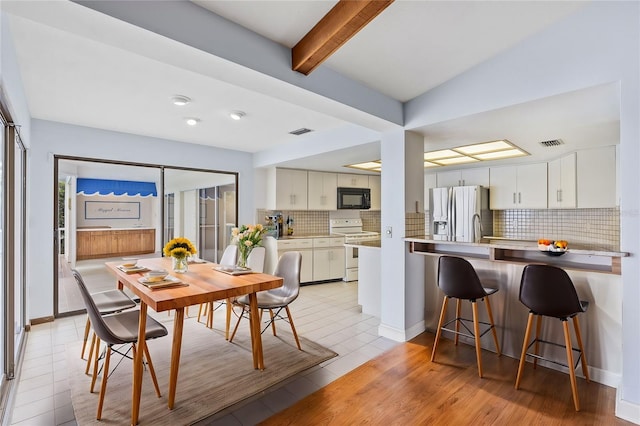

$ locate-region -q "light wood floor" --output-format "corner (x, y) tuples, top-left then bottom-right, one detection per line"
(262, 332), (631, 425)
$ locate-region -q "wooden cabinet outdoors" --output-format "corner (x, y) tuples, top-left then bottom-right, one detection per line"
(77, 228), (155, 260)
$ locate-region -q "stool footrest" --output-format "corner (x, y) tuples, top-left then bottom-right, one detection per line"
(441, 317), (495, 341)
(525, 338), (584, 371)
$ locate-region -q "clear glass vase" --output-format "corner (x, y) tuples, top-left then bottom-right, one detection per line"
(172, 256), (188, 273)
(237, 246), (252, 269)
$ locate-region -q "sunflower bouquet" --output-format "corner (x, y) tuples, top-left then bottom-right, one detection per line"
(163, 237), (197, 259)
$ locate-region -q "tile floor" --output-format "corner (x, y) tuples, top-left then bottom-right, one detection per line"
(8, 279), (399, 425)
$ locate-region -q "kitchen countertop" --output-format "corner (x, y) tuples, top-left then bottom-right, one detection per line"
(274, 234), (344, 240)
(404, 235), (628, 257)
(344, 239), (381, 248)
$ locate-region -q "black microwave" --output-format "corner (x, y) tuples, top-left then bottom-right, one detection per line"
(337, 187), (371, 210)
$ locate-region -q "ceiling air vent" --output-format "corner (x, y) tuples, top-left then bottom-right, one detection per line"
(539, 139), (564, 147)
(289, 128), (313, 136)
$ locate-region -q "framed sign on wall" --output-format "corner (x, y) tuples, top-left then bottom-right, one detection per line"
(85, 201), (141, 220)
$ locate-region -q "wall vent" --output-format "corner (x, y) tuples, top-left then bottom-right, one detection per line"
(289, 128), (313, 136)
(539, 139), (564, 147)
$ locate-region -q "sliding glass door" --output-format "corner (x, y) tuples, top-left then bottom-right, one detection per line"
(1, 107), (27, 414)
(55, 159), (237, 316)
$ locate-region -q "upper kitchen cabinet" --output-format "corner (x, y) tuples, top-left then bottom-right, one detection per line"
(577, 145), (618, 208)
(337, 173), (369, 188)
(266, 168), (308, 210)
(548, 152), (576, 208)
(368, 175), (381, 210)
(308, 171), (337, 211)
(436, 167), (489, 187)
(490, 163), (547, 209)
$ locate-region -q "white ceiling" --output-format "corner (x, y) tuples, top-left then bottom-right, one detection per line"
(2, 0), (619, 178)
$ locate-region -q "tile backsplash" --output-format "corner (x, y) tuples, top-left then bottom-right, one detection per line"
(424, 207), (620, 251)
(493, 208), (620, 251)
(256, 209), (381, 235)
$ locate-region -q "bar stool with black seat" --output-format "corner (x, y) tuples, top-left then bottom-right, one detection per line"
(515, 264), (590, 411)
(430, 255), (501, 378)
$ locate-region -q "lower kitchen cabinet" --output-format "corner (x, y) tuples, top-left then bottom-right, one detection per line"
(312, 237), (345, 281)
(277, 238), (313, 283)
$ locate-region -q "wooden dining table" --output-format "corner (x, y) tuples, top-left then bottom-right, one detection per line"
(105, 257), (283, 425)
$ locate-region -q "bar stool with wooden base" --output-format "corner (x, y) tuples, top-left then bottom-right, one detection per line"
(430, 256), (501, 378)
(515, 264), (589, 411)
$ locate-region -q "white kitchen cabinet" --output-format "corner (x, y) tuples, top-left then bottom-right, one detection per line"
(308, 171), (337, 210)
(312, 237), (345, 281)
(490, 163), (547, 209)
(337, 173), (369, 188)
(577, 145), (618, 208)
(368, 175), (381, 210)
(277, 238), (313, 283)
(436, 167), (489, 187)
(548, 153), (576, 208)
(271, 168), (308, 210)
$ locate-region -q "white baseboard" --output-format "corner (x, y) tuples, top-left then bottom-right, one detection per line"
(378, 320), (425, 342)
(616, 388), (640, 425)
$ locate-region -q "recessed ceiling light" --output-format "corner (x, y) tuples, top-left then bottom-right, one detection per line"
(171, 95), (191, 106)
(185, 117), (200, 126)
(423, 149), (462, 161)
(229, 111), (245, 120)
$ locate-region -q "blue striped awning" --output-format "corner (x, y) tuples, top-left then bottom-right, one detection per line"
(77, 178), (157, 197)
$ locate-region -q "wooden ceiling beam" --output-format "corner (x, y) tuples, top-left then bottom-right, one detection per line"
(292, 0), (394, 75)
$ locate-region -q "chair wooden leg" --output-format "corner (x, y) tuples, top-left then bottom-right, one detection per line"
(96, 345), (111, 420)
(142, 343), (162, 397)
(533, 315), (542, 369)
(269, 309), (277, 336)
(515, 312), (534, 389)
(229, 306), (244, 342)
(563, 320), (580, 411)
(197, 303), (205, 323)
(471, 301), (483, 378)
(81, 318), (91, 359)
(430, 296), (449, 362)
(207, 302), (214, 329)
(572, 316), (590, 382)
(484, 296), (501, 356)
(454, 299), (461, 345)
(285, 306), (302, 350)
(225, 299), (232, 339)
(85, 333), (96, 375)
(90, 336), (101, 393)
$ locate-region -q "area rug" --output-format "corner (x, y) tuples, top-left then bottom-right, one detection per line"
(66, 315), (337, 425)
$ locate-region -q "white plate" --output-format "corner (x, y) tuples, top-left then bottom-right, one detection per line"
(213, 266), (253, 276)
(118, 265), (150, 273)
(137, 275), (183, 288)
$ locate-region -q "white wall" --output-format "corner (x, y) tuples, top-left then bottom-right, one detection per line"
(404, 2), (640, 419)
(28, 119), (255, 319)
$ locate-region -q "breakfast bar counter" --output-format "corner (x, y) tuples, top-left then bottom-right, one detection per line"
(405, 236), (628, 275)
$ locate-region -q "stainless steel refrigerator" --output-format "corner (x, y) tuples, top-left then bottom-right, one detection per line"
(429, 185), (492, 242)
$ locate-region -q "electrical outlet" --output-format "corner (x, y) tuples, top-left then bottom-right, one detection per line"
(385, 226), (392, 238)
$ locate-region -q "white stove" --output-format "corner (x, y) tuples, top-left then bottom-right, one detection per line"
(330, 219), (380, 281)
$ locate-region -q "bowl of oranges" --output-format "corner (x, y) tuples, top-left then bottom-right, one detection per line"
(538, 239), (568, 256)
